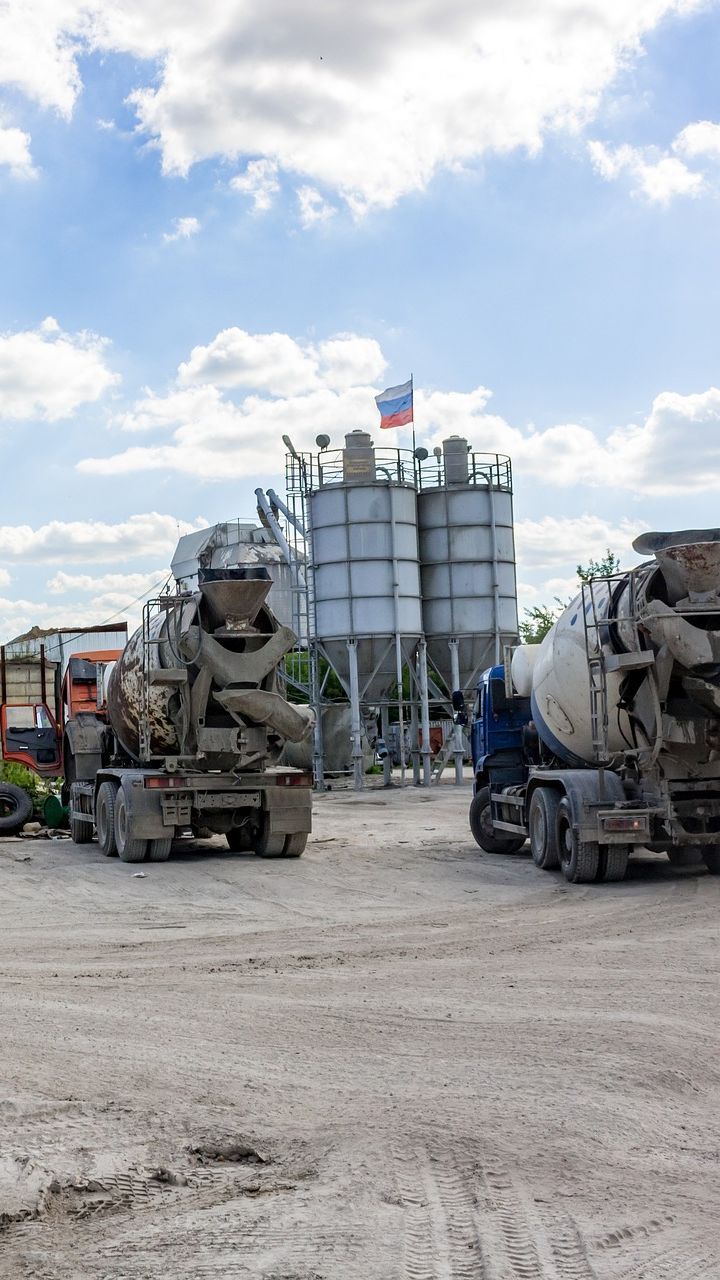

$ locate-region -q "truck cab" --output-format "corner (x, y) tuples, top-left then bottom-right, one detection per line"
(471, 665), (532, 794)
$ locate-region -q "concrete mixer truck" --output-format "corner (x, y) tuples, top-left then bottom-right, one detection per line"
(64, 565), (314, 862)
(462, 529), (720, 883)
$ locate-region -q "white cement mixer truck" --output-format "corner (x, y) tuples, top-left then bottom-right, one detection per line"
(64, 565), (314, 862)
(463, 529), (720, 882)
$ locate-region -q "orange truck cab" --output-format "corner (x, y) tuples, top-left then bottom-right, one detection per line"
(0, 648), (122, 780)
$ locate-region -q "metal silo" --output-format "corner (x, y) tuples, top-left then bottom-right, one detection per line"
(306, 431), (422, 786)
(309, 431), (422, 697)
(417, 437), (518, 696)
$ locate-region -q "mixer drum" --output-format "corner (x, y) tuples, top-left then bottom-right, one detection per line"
(107, 570), (308, 766)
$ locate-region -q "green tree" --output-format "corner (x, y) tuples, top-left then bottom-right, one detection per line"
(519, 549), (621, 645)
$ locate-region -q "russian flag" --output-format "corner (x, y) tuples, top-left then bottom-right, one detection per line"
(375, 378), (413, 430)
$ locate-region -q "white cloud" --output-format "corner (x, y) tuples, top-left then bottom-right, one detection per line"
(0, 568), (10, 588)
(588, 139), (704, 204)
(75, 322), (720, 497)
(177, 327), (385, 395)
(163, 215), (200, 243)
(178, 329), (319, 395)
(0, 513), (207, 564)
(297, 186), (336, 228)
(47, 568), (168, 596)
(0, 318), (119, 421)
(515, 516), (646, 570)
(0, 1), (707, 210)
(0, 124), (36, 178)
(230, 158), (280, 212)
(673, 119), (720, 160)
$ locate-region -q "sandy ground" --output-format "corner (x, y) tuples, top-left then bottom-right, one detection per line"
(1, 780), (719, 1279)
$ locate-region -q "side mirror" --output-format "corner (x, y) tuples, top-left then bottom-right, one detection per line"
(451, 690), (465, 712)
(454, 710), (468, 727)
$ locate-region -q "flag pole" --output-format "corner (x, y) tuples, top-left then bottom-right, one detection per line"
(410, 372), (416, 460)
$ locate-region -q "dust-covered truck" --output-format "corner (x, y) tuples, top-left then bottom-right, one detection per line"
(462, 528), (720, 882)
(66, 565), (314, 862)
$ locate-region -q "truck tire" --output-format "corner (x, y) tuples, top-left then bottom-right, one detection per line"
(95, 782), (118, 857)
(557, 796), (599, 883)
(282, 832), (307, 857)
(69, 783), (94, 844)
(598, 844), (629, 882)
(469, 786), (526, 855)
(114, 786), (147, 863)
(528, 787), (561, 870)
(0, 782), (33, 834)
(702, 847), (720, 875)
(148, 838), (172, 861)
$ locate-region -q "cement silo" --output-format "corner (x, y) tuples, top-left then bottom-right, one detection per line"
(308, 431), (423, 785)
(417, 438), (518, 696)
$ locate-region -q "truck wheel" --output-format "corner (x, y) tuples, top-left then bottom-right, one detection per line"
(283, 832), (307, 857)
(0, 782), (33, 834)
(95, 782), (118, 857)
(254, 813), (291, 857)
(69, 782), (93, 845)
(557, 797), (599, 883)
(469, 786), (525, 855)
(528, 788), (561, 870)
(702, 847), (720, 875)
(148, 838), (172, 861)
(598, 844), (629, 882)
(114, 786), (147, 863)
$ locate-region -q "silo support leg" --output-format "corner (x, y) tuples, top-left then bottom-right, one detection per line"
(418, 640), (432, 787)
(410, 701), (421, 785)
(380, 704), (393, 787)
(347, 639), (364, 791)
(448, 638), (465, 785)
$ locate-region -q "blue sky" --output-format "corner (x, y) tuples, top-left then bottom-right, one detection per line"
(0, 0), (719, 638)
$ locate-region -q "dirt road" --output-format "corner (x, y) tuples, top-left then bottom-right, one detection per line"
(1, 782), (719, 1278)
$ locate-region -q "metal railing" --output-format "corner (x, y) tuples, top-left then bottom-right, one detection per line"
(284, 447), (512, 494)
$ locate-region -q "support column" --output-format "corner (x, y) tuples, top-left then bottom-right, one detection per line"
(410, 698), (421, 785)
(448, 637), (464, 785)
(380, 703), (393, 787)
(347, 638), (364, 791)
(418, 638), (432, 787)
(310, 643), (325, 792)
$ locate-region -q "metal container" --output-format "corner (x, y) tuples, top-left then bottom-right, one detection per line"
(417, 441), (518, 693)
(309, 435), (422, 701)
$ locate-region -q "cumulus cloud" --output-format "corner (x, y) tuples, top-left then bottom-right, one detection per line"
(76, 321), (720, 498)
(0, 317), (119, 421)
(230, 158), (280, 212)
(0, 513), (207, 564)
(674, 119), (720, 160)
(0, 124), (36, 177)
(47, 568), (168, 596)
(0, 1), (706, 210)
(588, 139), (704, 204)
(163, 215), (200, 243)
(297, 186), (336, 228)
(515, 516), (647, 570)
(177, 327), (386, 395)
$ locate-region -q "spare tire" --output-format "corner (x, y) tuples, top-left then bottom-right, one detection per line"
(0, 782), (33, 833)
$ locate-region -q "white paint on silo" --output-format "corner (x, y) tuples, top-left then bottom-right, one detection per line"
(417, 440), (518, 693)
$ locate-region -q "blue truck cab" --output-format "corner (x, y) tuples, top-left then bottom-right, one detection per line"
(466, 664), (532, 854)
